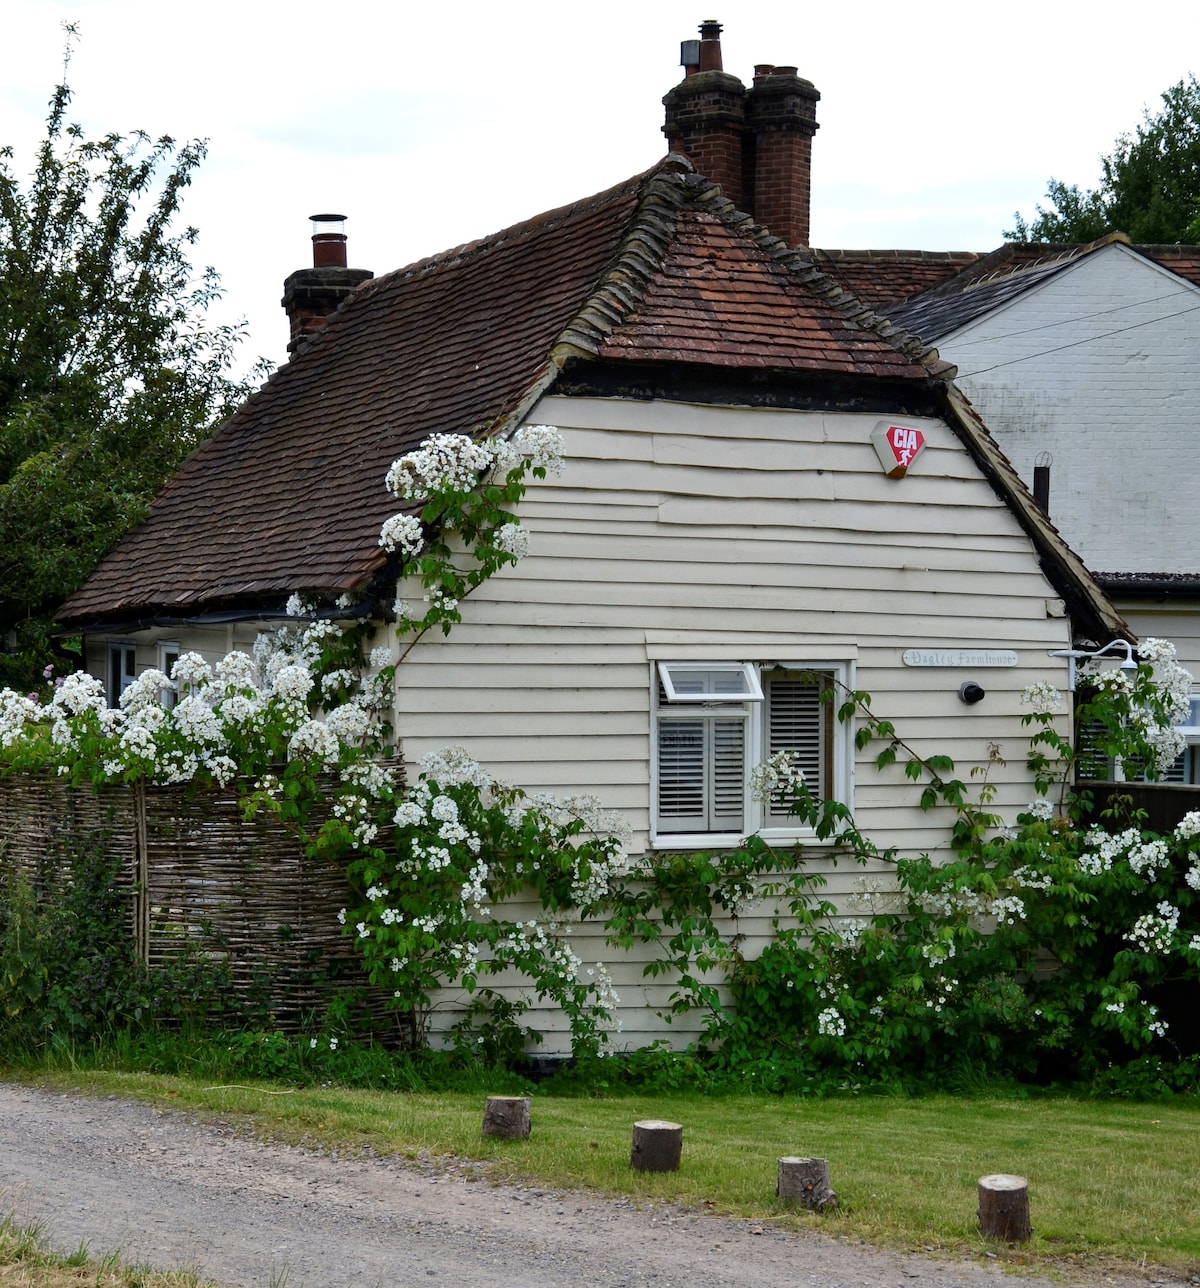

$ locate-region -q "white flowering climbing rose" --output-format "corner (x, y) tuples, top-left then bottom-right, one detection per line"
(375, 424), (564, 641)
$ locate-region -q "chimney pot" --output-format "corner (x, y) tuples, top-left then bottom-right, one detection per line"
(310, 212), (348, 269)
(680, 39), (701, 75)
(698, 18), (723, 72)
(282, 214), (372, 355)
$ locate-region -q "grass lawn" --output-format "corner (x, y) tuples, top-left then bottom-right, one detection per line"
(17, 1069), (1200, 1278)
(0, 1211), (221, 1287)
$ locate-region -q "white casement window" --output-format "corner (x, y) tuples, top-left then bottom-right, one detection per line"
(106, 641), (137, 708)
(1162, 693), (1200, 784)
(158, 642), (180, 708)
(651, 661), (851, 847)
(1078, 692), (1200, 784)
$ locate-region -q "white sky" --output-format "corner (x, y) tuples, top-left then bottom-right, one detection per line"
(6, 0), (1200, 373)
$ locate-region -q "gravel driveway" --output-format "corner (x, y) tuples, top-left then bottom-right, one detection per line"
(0, 1083), (1185, 1288)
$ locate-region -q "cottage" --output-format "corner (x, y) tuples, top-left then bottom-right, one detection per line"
(57, 23), (1125, 1048)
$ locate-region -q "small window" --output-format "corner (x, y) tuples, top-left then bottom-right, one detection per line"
(107, 641), (137, 708)
(652, 661), (847, 846)
(1162, 694), (1200, 784)
(1078, 691), (1200, 784)
(657, 662), (763, 703)
(158, 642), (180, 708)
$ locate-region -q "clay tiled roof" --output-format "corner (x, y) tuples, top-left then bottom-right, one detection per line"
(60, 159), (956, 630)
(58, 174), (644, 626)
(1139, 246), (1200, 288)
(808, 249), (981, 309)
(595, 211), (934, 378)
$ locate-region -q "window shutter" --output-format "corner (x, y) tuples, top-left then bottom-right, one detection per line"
(712, 717), (746, 827)
(657, 712), (747, 834)
(1074, 715), (1107, 781)
(765, 673), (828, 821)
(658, 718), (707, 830)
(1163, 752), (1188, 785)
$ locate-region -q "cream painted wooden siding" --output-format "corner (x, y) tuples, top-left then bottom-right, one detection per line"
(1114, 601), (1200, 682)
(390, 393), (1078, 1052)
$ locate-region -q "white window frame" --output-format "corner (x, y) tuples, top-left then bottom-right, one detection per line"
(106, 640), (137, 708)
(1079, 691), (1200, 784)
(157, 641), (180, 708)
(650, 659), (854, 849)
(1160, 693), (1200, 784)
(658, 661), (763, 703)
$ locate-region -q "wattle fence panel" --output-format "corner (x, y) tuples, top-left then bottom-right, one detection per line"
(0, 770), (404, 1038)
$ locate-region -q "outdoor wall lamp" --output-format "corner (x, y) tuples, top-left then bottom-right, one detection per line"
(1047, 639), (1137, 692)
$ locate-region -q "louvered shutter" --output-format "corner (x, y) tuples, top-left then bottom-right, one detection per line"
(1163, 752), (1188, 784)
(658, 718), (707, 830)
(711, 718), (746, 829)
(1074, 715), (1112, 781)
(764, 673), (828, 824)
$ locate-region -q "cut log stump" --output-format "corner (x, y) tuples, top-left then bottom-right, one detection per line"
(978, 1173), (1031, 1242)
(777, 1156), (838, 1211)
(482, 1095), (531, 1140)
(630, 1119), (683, 1172)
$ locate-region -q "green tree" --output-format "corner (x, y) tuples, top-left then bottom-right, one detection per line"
(1008, 74), (1200, 244)
(0, 36), (260, 687)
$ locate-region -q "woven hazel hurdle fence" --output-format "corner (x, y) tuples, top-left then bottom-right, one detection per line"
(0, 767), (406, 1038)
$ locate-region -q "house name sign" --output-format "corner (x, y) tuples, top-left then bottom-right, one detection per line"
(902, 649), (1018, 668)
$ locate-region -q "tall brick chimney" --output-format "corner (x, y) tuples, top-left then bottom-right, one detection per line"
(663, 22), (820, 247)
(282, 214), (373, 354)
(746, 64), (820, 248)
(661, 21), (748, 211)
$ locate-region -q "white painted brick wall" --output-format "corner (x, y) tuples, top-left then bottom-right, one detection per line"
(940, 244), (1200, 576)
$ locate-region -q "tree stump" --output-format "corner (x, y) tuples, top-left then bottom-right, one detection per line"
(777, 1156), (838, 1211)
(482, 1095), (531, 1140)
(630, 1120), (683, 1172)
(978, 1173), (1031, 1242)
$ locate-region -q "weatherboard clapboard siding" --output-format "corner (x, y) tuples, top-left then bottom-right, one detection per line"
(387, 393), (1075, 1049)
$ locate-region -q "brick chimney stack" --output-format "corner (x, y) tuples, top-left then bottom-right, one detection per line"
(662, 21), (748, 210)
(662, 22), (820, 247)
(282, 214), (373, 354)
(746, 64), (820, 248)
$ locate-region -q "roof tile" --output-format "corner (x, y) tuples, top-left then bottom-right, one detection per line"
(57, 162), (963, 628)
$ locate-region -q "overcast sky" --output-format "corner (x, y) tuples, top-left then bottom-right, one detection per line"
(6, 0), (1200, 373)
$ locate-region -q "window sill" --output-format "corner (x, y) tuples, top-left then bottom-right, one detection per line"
(650, 826), (834, 851)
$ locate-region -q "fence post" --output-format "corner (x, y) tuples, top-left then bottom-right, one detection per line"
(133, 779), (150, 965)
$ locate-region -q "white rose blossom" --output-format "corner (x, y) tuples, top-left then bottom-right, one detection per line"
(215, 652), (258, 693)
(1021, 680), (1062, 715)
(749, 749), (805, 804)
(272, 664), (314, 703)
(492, 522), (529, 560)
(171, 652), (213, 690)
(512, 424), (565, 475)
(385, 433), (495, 501)
(379, 512), (425, 556)
(289, 720), (341, 763)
